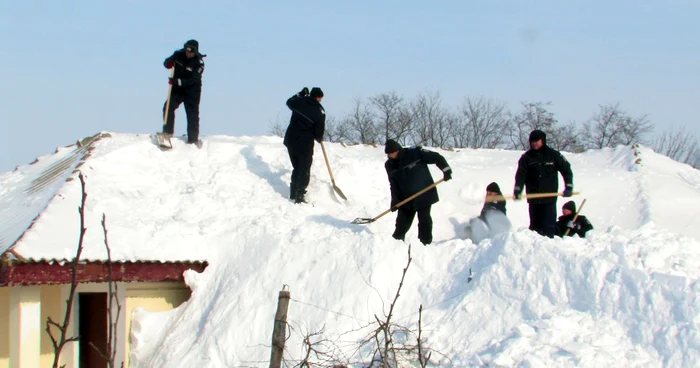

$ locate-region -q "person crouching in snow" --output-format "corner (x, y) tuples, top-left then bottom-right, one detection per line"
(385, 139), (452, 245)
(464, 182), (511, 243)
(556, 200), (593, 237)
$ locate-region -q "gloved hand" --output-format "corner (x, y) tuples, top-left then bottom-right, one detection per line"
(563, 185), (573, 197)
(165, 60), (174, 69)
(299, 87), (309, 97)
(513, 186), (522, 200)
(443, 170), (452, 182)
(566, 221), (579, 229)
(169, 77), (180, 86)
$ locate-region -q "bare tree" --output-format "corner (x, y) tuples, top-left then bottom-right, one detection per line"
(323, 116), (351, 143)
(411, 91), (450, 147)
(508, 101), (558, 150)
(653, 126), (700, 168)
(454, 97), (510, 149)
(89, 214), (123, 368)
(618, 114), (653, 146)
(46, 173), (87, 368)
(582, 103), (653, 149)
(346, 98), (377, 144)
(549, 122), (584, 152)
(394, 104), (419, 146)
(416, 305), (431, 368)
(369, 92), (402, 143)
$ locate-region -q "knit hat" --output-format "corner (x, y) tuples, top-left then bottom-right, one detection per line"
(310, 87), (324, 98)
(562, 200), (576, 213)
(384, 139), (402, 154)
(184, 39), (199, 53)
(529, 129), (546, 143)
(486, 182), (501, 194)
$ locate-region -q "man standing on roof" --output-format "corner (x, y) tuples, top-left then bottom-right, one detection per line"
(384, 139), (452, 245)
(163, 39), (206, 145)
(513, 129), (574, 237)
(284, 87), (326, 204)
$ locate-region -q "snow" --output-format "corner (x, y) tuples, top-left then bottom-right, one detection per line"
(1, 133), (699, 366)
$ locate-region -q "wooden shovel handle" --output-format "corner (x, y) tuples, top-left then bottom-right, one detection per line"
(371, 179), (445, 222)
(485, 191), (580, 202)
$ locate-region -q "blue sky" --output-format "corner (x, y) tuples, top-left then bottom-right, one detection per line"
(1, 1), (698, 172)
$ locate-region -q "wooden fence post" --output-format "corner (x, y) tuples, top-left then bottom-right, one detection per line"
(269, 285), (291, 368)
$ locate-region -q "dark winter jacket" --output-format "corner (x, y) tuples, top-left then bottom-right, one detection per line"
(514, 142), (573, 204)
(385, 147), (451, 210)
(556, 214), (593, 237)
(284, 94), (326, 153)
(164, 50), (205, 91)
(479, 199), (507, 220)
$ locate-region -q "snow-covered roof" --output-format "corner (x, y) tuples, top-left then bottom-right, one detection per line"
(3, 132), (700, 365)
(0, 133), (104, 258)
(1, 133), (699, 263)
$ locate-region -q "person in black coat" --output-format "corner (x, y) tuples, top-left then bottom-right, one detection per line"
(513, 130), (574, 237)
(385, 139), (452, 245)
(464, 182), (511, 244)
(163, 39), (206, 145)
(480, 182), (507, 221)
(284, 87), (326, 203)
(556, 200), (593, 237)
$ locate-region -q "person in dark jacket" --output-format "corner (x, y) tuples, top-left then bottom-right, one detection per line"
(163, 39), (206, 145)
(385, 139), (452, 245)
(464, 182), (510, 244)
(556, 200), (593, 237)
(480, 182), (507, 220)
(284, 87), (326, 203)
(513, 130), (574, 237)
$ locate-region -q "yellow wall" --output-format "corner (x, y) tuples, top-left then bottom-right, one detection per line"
(39, 285), (67, 368)
(0, 281), (189, 368)
(124, 282), (191, 368)
(0, 287), (9, 368)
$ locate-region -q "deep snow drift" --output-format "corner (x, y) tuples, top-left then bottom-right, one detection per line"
(2, 133), (699, 367)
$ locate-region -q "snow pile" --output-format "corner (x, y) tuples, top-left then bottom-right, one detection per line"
(2, 133), (699, 366)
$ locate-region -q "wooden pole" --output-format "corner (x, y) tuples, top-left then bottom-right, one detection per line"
(269, 286), (290, 368)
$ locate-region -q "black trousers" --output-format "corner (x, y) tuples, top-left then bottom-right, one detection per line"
(287, 148), (313, 198)
(528, 202), (557, 238)
(392, 205), (433, 245)
(163, 89), (201, 143)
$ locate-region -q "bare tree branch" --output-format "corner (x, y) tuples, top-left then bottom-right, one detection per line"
(508, 101), (558, 150)
(582, 103), (653, 149)
(653, 126), (700, 168)
(47, 172), (87, 368)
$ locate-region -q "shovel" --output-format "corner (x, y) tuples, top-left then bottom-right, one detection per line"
(484, 191), (580, 202)
(320, 141), (348, 201)
(156, 67), (176, 149)
(564, 198), (587, 236)
(352, 179), (445, 224)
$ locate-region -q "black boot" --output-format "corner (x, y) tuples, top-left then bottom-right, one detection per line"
(294, 189), (307, 204)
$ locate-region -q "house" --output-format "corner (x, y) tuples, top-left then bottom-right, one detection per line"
(0, 133), (208, 368)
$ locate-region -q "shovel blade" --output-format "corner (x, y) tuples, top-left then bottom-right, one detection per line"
(333, 185), (348, 201)
(351, 217), (375, 224)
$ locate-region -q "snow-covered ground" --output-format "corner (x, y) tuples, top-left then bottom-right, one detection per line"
(2, 133), (699, 367)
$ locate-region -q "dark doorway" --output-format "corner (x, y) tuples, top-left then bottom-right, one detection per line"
(79, 293), (108, 368)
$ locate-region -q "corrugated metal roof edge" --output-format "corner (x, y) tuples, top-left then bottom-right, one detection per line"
(2, 132), (112, 259)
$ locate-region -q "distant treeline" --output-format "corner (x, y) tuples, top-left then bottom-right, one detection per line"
(270, 91), (699, 169)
